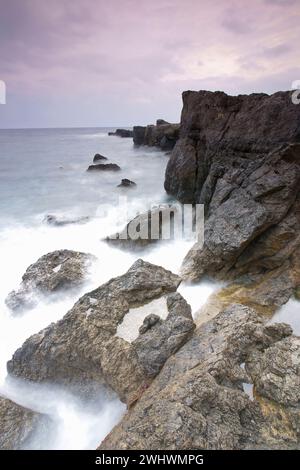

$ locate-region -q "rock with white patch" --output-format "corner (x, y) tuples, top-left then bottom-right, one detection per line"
(7, 260), (194, 404)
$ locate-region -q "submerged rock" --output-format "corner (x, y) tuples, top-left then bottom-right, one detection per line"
(5, 250), (96, 313)
(93, 153), (108, 162)
(7, 260), (193, 403)
(117, 179), (136, 188)
(0, 396), (47, 450)
(99, 304), (298, 450)
(44, 214), (90, 226)
(87, 163), (121, 172)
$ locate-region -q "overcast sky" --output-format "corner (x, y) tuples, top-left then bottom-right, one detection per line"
(0, 0), (299, 128)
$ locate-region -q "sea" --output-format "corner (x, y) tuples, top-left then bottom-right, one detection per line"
(0, 127), (297, 449)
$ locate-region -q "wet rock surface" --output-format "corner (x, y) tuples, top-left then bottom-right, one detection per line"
(7, 260), (192, 403)
(5, 250), (96, 313)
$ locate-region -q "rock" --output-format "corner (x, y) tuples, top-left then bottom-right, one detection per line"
(105, 204), (181, 250)
(133, 126), (146, 146)
(164, 90), (300, 289)
(5, 250), (96, 313)
(0, 396), (47, 449)
(7, 260), (192, 404)
(108, 129), (133, 138)
(99, 304), (296, 450)
(93, 153), (108, 162)
(246, 335), (300, 448)
(44, 214), (90, 226)
(117, 179), (136, 188)
(156, 119), (170, 126)
(87, 163), (121, 172)
(133, 122), (179, 150)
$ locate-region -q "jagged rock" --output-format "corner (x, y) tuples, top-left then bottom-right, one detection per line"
(5, 250), (96, 313)
(108, 129), (133, 138)
(0, 396), (47, 449)
(163, 91), (300, 288)
(133, 122), (179, 150)
(93, 153), (108, 162)
(7, 260), (192, 404)
(87, 163), (121, 172)
(44, 214), (90, 226)
(105, 204), (181, 250)
(117, 179), (136, 188)
(99, 304), (296, 450)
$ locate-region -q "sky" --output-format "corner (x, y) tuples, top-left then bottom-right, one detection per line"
(0, 0), (300, 128)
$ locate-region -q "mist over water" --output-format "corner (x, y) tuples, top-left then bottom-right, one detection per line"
(0, 128), (218, 449)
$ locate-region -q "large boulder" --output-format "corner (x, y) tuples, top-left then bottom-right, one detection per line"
(5, 250), (96, 313)
(7, 261), (194, 404)
(0, 396), (48, 449)
(163, 91), (300, 287)
(99, 304), (298, 450)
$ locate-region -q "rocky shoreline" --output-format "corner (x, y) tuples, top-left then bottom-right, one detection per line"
(1, 89), (300, 449)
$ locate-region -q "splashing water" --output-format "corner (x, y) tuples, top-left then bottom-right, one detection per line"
(0, 128), (220, 449)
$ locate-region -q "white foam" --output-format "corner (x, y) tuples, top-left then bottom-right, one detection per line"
(116, 296), (168, 343)
(270, 298), (300, 335)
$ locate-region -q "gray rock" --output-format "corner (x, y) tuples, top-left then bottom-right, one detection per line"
(5, 250), (96, 313)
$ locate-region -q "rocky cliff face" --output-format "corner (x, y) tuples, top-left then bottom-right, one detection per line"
(164, 91), (300, 288)
(133, 120), (180, 150)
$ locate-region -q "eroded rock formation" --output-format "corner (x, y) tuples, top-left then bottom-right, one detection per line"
(7, 261), (195, 404)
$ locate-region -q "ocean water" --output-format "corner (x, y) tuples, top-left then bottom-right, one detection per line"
(0, 127), (216, 449)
